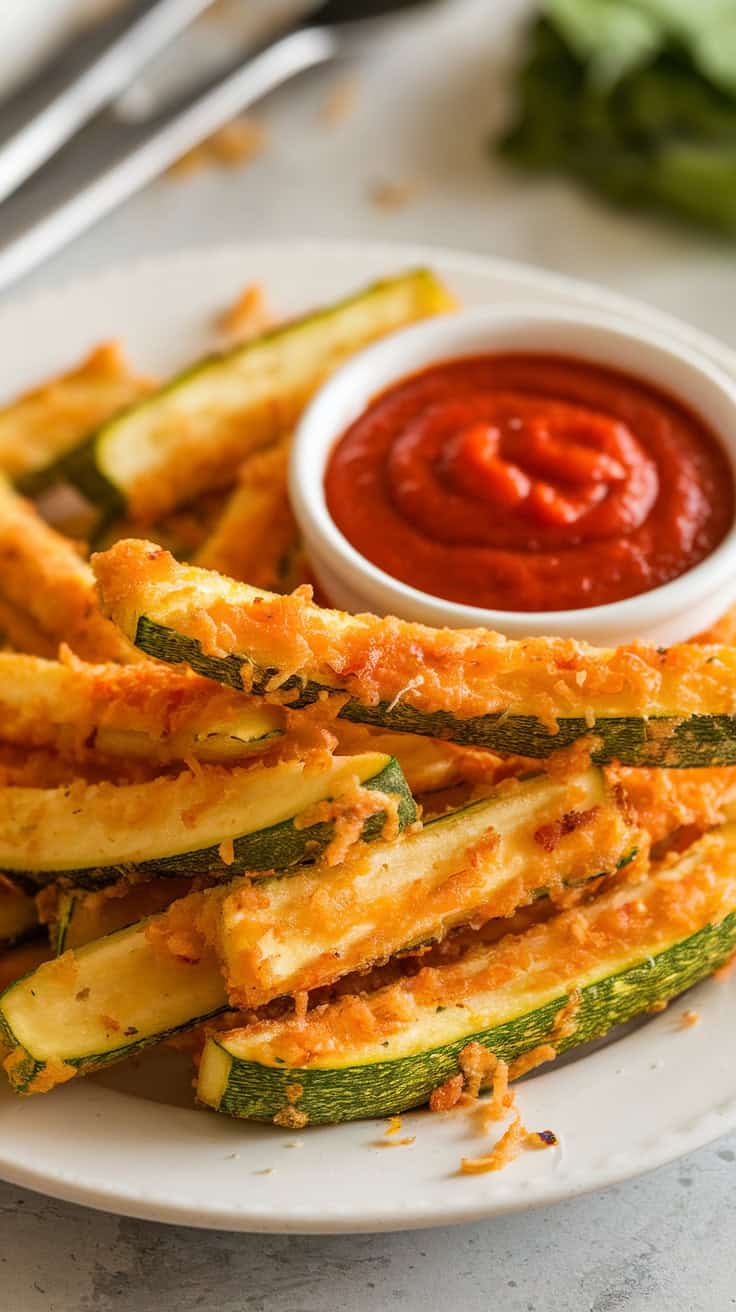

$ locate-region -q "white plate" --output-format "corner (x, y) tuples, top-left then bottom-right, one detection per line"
(1, 240), (736, 1234)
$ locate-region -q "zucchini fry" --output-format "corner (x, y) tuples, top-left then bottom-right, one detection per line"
(21, 270), (456, 522)
(1, 924), (226, 1090)
(197, 824), (736, 1124)
(0, 769), (632, 1094)
(0, 596), (57, 658)
(195, 437), (307, 592)
(179, 767), (638, 1008)
(0, 652), (283, 766)
(43, 877), (197, 955)
(0, 480), (137, 662)
(95, 539), (736, 768)
(0, 752), (414, 889)
(0, 341), (152, 482)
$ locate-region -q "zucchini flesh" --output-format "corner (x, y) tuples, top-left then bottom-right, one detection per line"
(0, 922), (227, 1090)
(94, 541), (736, 768)
(0, 887), (38, 948)
(197, 824), (736, 1124)
(22, 270), (455, 521)
(208, 768), (637, 1007)
(0, 651), (283, 765)
(0, 768), (627, 1094)
(0, 752), (415, 889)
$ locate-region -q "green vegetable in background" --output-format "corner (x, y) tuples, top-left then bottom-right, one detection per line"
(500, 0), (736, 234)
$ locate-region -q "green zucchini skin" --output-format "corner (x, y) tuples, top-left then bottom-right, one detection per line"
(1, 998), (228, 1092)
(0, 919), (230, 1092)
(202, 909), (736, 1124)
(51, 893), (75, 956)
(134, 618), (736, 768)
(19, 431), (125, 519)
(4, 756), (415, 892)
(0, 773), (626, 1094)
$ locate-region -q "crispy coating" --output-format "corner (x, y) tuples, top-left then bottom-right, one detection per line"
(0, 341), (153, 480)
(0, 481), (138, 662)
(0, 651), (283, 766)
(95, 540), (736, 722)
(218, 826), (736, 1069)
(195, 437), (308, 592)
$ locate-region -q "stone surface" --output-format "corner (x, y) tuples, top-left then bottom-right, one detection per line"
(3, 1), (736, 1306)
(2, 1135), (735, 1311)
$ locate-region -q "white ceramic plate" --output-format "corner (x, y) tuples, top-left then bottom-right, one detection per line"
(1, 240), (736, 1234)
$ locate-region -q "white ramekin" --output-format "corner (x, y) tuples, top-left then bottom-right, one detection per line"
(289, 304), (736, 646)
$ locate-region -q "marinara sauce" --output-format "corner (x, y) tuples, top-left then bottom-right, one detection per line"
(324, 354), (734, 612)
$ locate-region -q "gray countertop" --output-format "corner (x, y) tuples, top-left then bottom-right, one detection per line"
(4, 1134), (736, 1311)
(3, 1), (736, 1305)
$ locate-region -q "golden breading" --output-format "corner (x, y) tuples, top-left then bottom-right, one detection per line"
(0, 480), (138, 663)
(195, 437), (308, 592)
(0, 341), (153, 481)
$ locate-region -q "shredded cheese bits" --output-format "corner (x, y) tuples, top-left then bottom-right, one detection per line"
(429, 1073), (464, 1113)
(453, 1047), (559, 1176)
(370, 179), (423, 210)
(217, 283), (273, 343)
(273, 1105), (309, 1129)
(218, 837), (235, 867)
(168, 117), (266, 178)
(376, 1116), (415, 1147)
(321, 76), (360, 126)
(461, 1111), (526, 1175)
(273, 1081), (309, 1129)
(294, 777), (402, 867)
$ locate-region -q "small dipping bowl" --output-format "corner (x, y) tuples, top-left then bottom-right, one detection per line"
(289, 304), (736, 646)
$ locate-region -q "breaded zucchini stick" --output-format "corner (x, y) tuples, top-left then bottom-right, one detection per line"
(0, 341), (152, 481)
(0, 479), (137, 661)
(195, 437), (307, 592)
(94, 539), (736, 768)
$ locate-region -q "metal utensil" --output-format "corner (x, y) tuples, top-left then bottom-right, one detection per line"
(0, 0), (433, 296)
(0, 0), (215, 208)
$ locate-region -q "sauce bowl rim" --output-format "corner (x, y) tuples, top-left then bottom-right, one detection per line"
(289, 302), (736, 645)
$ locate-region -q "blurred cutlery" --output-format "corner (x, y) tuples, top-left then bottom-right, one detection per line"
(0, 0), (434, 295)
(0, 0), (215, 208)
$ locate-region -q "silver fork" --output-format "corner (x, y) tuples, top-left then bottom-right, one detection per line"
(0, 0), (435, 296)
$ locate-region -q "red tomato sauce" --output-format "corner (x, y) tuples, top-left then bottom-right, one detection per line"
(324, 354), (734, 612)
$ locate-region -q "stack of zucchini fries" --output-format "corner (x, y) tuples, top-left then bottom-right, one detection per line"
(1, 268), (736, 1143)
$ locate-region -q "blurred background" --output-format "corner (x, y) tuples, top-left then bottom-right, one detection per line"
(1, 0), (736, 343)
